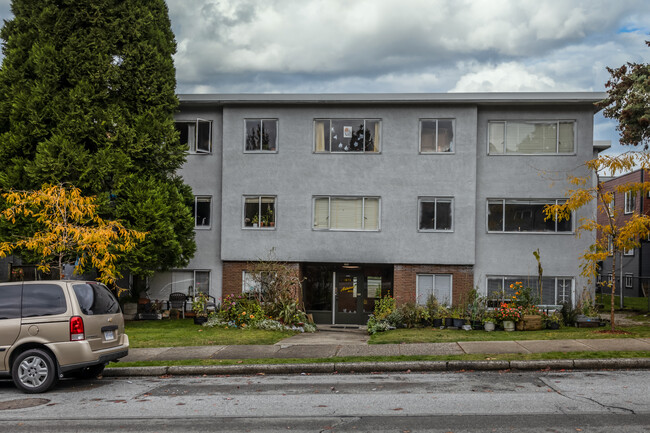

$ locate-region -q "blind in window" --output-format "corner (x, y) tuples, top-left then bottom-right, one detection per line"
(364, 198), (379, 230)
(314, 198), (329, 229)
(331, 198), (363, 229)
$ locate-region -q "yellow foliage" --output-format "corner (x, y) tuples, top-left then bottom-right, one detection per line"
(0, 184), (146, 288)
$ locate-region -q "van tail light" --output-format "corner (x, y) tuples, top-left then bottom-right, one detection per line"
(70, 316), (85, 341)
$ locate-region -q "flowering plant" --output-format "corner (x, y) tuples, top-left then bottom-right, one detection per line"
(493, 303), (523, 322)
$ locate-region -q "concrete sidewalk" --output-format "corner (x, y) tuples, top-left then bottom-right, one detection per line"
(121, 336), (650, 363)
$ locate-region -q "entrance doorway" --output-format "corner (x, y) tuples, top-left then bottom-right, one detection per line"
(303, 263), (392, 325)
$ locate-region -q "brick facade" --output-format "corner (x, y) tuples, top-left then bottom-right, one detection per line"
(222, 261), (302, 300)
(393, 264), (474, 306)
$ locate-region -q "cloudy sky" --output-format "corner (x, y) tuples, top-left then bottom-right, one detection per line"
(1, 0), (649, 153)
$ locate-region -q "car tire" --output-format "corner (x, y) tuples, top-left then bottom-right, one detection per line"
(11, 349), (59, 394)
(72, 364), (105, 380)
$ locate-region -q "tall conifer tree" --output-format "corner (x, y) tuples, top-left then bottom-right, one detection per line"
(0, 0), (196, 277)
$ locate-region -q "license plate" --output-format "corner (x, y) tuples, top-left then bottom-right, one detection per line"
(104, 330), (115, 341)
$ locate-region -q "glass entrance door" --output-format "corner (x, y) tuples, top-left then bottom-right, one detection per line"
(335, 272), (367, 324)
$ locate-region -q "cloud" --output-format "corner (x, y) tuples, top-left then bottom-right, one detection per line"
(450, 62), (559, 92)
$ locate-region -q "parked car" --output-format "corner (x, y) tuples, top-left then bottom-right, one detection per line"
(0, 280), (129, 393)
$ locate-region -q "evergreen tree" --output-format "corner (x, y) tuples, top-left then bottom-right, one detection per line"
(0, 0), (196, 276)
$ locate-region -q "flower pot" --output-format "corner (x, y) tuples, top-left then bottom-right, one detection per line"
(432, 318), (443, 328)
(546, 322), (560, 330)
(194, 316), (208, 325)
(444, 318), (454, 327)
(502, 320), (515, 332)
(484, 321), (495, 332)
(461, 324), (472, 331)
(452, 318), (464, 328)
(471, 320), (483, 330)
(517, 314), (543, 331)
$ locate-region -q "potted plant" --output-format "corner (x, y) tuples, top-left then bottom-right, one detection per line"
(575, 293), (601, 327)
(265, 209), (275, 227)
(251, 214), (259, 228)
(425, 294), (444, 328)
(543, 311), (562, 330)
(483, 312), (496, 332)
(192, 292), (209, 324)
(467, 294), (486, 330)
(451, 307), (464, 328)
(494, 303), (521, 331)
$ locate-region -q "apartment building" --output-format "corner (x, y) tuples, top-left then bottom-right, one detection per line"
(148, 92), (605, 324)
(598, 169), (650, 298)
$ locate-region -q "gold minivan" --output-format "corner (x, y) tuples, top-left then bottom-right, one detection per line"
(0, 280), (129, 393)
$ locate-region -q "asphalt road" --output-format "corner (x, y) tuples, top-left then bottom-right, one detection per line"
(1, 370), (649, 432)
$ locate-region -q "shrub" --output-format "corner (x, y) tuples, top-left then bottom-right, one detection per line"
(374, 295), (396, 320)
(560, 301), (578, 326)
(219, 294), (264, 327)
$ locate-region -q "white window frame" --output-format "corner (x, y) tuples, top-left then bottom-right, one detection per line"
(416, 274), (453, 307)
(624, 190), (635, 214)
(486, 276), (574, 307)
(171, 270), (211, 298)
(418, 197), (454, 232)
(176, 119), (212, 154)
(486, 199), (573, 233)
(194, 196), (211, 229)
(313, 119), (382, 153)
(487, 120), (576, 155)
(625, 274), (633, 288)
(624, 247), (634, 256)
(242, 196), (276, 230)
(244, 118), (278, 153)
(312, 196), (381, 231)
(419, 119), (455, 154)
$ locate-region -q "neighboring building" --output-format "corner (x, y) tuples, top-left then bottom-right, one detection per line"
(136, 92), (604, 324)
(597, 169), (650, 298)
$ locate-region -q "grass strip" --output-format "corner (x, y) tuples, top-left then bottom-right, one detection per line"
(368, 325), (650, 344)
(108, 350), (650, 369)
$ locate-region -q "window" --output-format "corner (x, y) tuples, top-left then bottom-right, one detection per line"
(488, 121), (575, 154)
(487, 199), (571, 233)
(242, 271), (274, 296)
(313, 196), (380, 231)
(418, 197), (453, 231)
(417, 274), (452, 306)
(314, 119), (380, 153)
(0, 284), (21, 320)
(420, 119), (454, 153)
(244, 196), (276, 229)
(171, 270), (210, 297)
(625, 274), (633, 288)
(607, 235), (613, 255)
(175, 119), (212, 153)
(22, 284), (67, 317)
(245, 119), (278, 152)
(624, 247), (634, 256)
(72, 283), (120, 316)
(624, 190), (636, 214)
(487, 276), (573, 306)
(193, 196), (211, 228)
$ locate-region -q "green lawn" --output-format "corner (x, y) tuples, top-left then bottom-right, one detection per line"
(124, 319), (296, 348)
(597, 294), (650, 313)
(110, 350), (650, 368)
(369, 325), (650, 345)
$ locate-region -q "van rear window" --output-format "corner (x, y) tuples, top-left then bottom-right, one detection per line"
(73, 283), (120, 315)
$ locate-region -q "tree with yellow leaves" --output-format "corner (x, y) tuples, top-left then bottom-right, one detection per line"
(545, 152), (650, 330)
(0, 184), (146, 289)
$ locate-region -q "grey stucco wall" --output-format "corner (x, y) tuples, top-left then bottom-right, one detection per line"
(474, 105), (597, 300)
(219, 104), (478, 266)
(149, 108), (224, 300)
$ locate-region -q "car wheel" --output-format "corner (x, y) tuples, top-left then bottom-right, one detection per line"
(73, 364), (105, 380)
(11, 349), (59, 394)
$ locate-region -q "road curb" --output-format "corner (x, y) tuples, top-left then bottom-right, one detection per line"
(104, 357), (650, 377)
